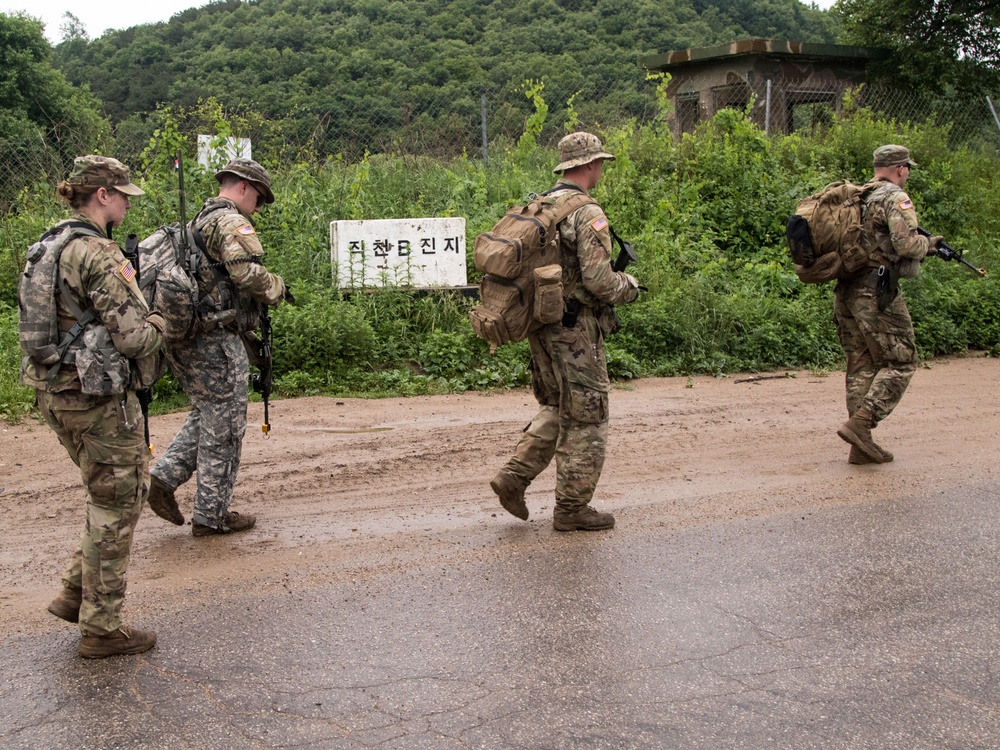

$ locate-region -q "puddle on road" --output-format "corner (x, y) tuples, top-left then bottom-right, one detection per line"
(286, 426), (394, 434)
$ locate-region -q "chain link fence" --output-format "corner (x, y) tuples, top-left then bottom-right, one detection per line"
(3, 73), (999, 211)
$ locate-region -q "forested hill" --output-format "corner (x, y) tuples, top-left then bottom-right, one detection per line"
(54, 0), (836, 124)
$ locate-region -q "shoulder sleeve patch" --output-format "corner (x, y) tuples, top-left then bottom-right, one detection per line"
(591, 216), (609, 232)
(118, 260), (136, 283)
(237, 225), (256, 235)
(899, 199), (913, 210)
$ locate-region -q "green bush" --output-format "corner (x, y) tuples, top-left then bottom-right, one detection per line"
(2, 95), (999, 422)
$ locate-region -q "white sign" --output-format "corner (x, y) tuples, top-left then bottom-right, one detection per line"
(331, 217), (467, 288)
(197, 135), (252, 169)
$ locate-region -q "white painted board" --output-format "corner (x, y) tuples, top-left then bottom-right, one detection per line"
(197, 135), (252, 169)
(331, 217), (467, 288)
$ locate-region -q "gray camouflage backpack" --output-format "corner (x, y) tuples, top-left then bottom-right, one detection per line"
(18, 221), (137, 394)
(138, 222), (235, 343)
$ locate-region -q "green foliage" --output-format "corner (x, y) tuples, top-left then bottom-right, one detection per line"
(2, 92), (1000, 423)
(47, 0), (837, 156)
(835, 0), (1000, 97)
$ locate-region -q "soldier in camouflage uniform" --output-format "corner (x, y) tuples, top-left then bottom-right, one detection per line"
(146, 158), (287, 535)
(835, 145), (943, 464)
(491, 133), (640, 531)
(21, 156), (165, 658)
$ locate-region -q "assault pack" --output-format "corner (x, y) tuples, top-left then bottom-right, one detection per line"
(468, 187), (594, 351)
(137, 221), (235, 343)
(19, 221), (140, 395)
(785, 180), (877, 284)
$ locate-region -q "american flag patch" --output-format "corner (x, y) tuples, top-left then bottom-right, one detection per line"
(899, 199), (913, 210)
(591, 216), (609, 232)
(118, 260), (136, 283)
(237, 225), (256, 235)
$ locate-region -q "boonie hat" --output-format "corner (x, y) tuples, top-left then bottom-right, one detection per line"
(215, 157), (275, 204)
(68, 155), (144, 196)
(553, 132), (615, 173)
(873, 144), (917, 168)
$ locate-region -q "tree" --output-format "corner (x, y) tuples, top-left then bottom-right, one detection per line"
(835, 0), (1000, 95)
(0, 12), (107, 205)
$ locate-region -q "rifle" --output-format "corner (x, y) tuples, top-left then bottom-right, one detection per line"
(610, 226), (637, 273)
(918, 227), (987, 276)
(122, 233), (154, 454)
(250, 305), (273, 437)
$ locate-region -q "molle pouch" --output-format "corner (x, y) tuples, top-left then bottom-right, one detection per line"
(75, 326), (130, 396)
(532, 264), (564, 325)
(468, 305), (510, 354)
(155, 264), (199, 343)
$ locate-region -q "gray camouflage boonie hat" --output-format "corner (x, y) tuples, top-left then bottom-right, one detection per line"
(215, 157), (274, 204)
(553, 132), (615, 173)
(873, 144), (917, 168)
(68, 155), (145, 196)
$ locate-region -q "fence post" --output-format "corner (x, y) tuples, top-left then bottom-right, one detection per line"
(988, 96), (1000, 135)
(765, 79), (772, 135)
(481, 94), (489, 165)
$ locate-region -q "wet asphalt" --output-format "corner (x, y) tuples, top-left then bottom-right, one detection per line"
(3, 481), (999, 750)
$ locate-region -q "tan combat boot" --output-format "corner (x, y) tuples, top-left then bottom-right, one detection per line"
(848, 444), (894, 464)
(47, 586), (82, 623)
(837, 406), (882, 463)
(146, 474), (184, 526)
(490, 471), (529, 520)
(553, 506), (615, 532)
(78, 626), (157, 659)
(192, 510), (257, 536)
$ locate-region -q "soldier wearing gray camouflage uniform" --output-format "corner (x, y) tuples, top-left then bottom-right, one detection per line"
(21, 156), (165, 658)
(835, 145), (942, 464)
(491, 132), (640, 531)
(146, 158), (287, 535)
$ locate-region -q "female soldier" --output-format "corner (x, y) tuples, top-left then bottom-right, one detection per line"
(19, 155), (165, 658)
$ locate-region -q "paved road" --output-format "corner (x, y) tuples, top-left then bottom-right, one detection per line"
(3, 481), (999, 750)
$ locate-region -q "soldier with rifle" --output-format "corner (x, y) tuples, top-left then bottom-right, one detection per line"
(490, 132), (641, 531)
(835, 144), (985, 465)
(146, 157), (290, 536)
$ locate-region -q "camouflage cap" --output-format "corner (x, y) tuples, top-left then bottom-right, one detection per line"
(215, 157), (275, 204)
(67, 155), (144, 196)
(873, 144), (917, 169)
(553, 132), (615, 173)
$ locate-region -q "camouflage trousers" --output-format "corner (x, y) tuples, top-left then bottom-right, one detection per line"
(153, 328), (249, 528)
(500, 308), (610, 512)
(834, 276), (918, 425)
(38, 389), (149, 636)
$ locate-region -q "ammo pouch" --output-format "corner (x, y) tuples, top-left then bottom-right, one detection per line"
(532, 264), (564, 325)
(74, 326), (131, 396)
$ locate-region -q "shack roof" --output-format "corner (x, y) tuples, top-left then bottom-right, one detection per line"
(639, 38), (891, 71)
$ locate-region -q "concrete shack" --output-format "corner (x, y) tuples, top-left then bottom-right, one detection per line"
(638, 39), (890, 136)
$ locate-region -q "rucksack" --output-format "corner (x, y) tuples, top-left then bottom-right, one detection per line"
(468, 188), (595, 351)
(786, 180), (877, 284)
(19, 221), (152, 395)
(138, 222), (235, 343)
(18, 221), (106, 377)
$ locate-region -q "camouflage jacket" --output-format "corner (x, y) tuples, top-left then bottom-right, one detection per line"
(192, 197), (286, 308)
(22, 213), (164, 393)
(548, 178), (636, 309)
(864, 179), (931, 267)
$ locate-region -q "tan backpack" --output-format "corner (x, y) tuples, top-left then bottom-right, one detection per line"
(469, 188), (594, 351)
(786, 180), (877, 284)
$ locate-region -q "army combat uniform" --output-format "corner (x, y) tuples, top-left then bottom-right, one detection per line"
(492, 132), (639, 530)
(21, 166), (165, 645)
(834, 147), (932, 462)
(151, 170), (286, 534)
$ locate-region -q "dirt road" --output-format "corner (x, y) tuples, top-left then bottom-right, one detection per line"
(2, 355), (998, 636)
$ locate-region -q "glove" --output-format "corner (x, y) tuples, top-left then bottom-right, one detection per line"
(928, 235), (945, 252)
(623, 273), (641, 302)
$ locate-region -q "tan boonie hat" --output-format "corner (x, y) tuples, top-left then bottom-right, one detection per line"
(68, 155), (145, 196)
(873, 144), (917, 168)
(553, 131), (615, 173)
(215, 157), (275, 204)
